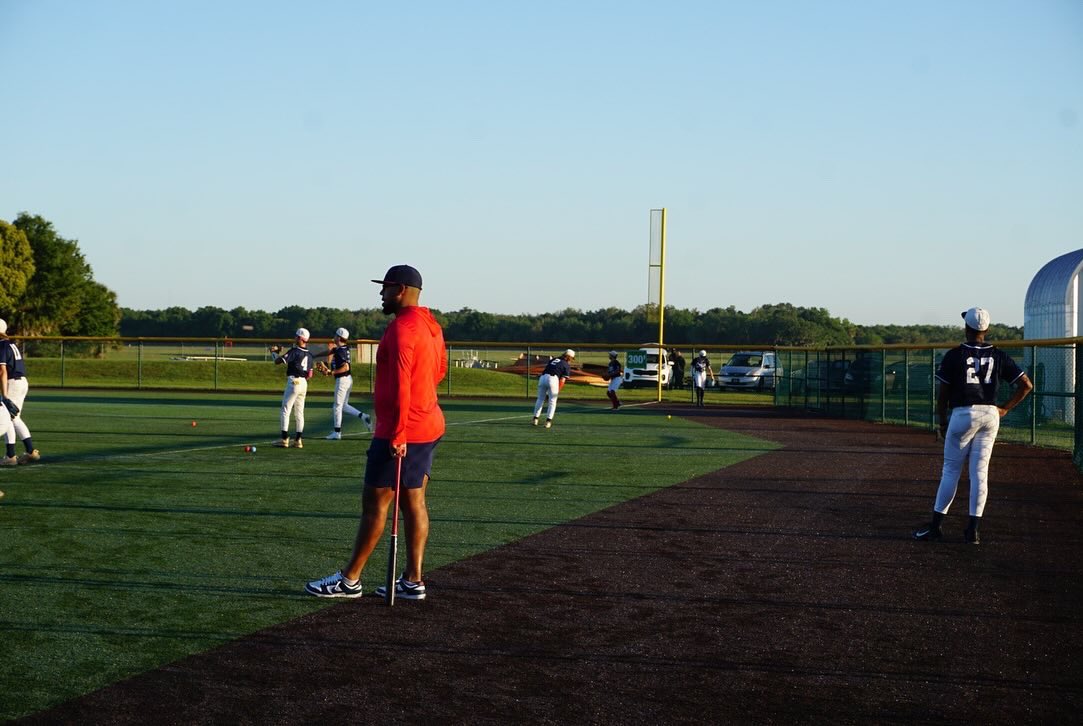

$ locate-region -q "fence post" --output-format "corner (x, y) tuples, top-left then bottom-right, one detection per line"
(1031, 344), (1038, 446)
(214, 339), (220, 391)
(137, 340), (143, 389)
(526, 346), (531, 399)
(447, 345), (452, 396)
(60, 339), (66, 388)
(1073, 343), (1082, 471)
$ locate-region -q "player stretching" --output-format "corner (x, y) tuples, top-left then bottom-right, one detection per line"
(913, 307), (1033, 544)
(315, 327), (373, 440)
(605, 350), (624, 410)
(532, 349), (575, 428)
(270, 328), (314, 449)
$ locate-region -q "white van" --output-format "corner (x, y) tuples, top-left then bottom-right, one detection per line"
(622, 345), (674, 388)
(719, 351), (781, 391)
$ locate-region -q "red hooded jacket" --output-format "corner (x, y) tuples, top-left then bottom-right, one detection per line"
(373, 306), (447, 446)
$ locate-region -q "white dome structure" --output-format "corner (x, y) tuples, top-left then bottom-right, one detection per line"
(1024, 249), (1083, 340)
(1024, 249), (1083, 424)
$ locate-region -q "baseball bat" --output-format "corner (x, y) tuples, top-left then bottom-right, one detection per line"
(385, 455), (403, 606)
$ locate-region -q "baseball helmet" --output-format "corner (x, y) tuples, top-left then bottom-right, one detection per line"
(295, 328), (310, 341)
(335, 327), (350, 340)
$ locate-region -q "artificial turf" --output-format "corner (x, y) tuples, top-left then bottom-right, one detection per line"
(0, 390), (776, 719)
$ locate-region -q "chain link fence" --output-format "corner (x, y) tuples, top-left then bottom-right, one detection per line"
(775, 341), (1079, 455)
(13, 336), (1082, 464)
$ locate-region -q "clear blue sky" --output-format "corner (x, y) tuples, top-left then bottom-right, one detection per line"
(2, 0), (1080, 327)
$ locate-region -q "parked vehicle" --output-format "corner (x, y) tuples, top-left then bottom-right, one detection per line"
(792, 358), (850, 394)
(622, 345), (674, 388)
(843, 356), (894, 394)
(719, 351), (781, 391)
(887, 361), (935, 394)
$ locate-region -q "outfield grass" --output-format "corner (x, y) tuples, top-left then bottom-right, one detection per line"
(0, 390), (778, 720)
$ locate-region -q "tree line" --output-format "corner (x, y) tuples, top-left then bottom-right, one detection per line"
(118, 302), (1023, 346)
(3, 213), (1023, 346)
(1, 213), (121, 337)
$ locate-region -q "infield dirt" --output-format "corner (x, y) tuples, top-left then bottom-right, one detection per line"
(22, 406), (1082, 725)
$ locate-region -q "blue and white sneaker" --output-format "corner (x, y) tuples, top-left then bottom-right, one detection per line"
(305, 571), (363, 598)
(361, 412), (373, 432)
(375, 576), (426, 600)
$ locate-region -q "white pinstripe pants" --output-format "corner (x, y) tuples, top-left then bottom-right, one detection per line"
(934, 404), (1000, 517)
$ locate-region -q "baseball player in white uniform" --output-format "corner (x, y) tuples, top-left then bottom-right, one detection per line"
(913, 307), (1033, 544)
(0, 318), (40, 466)
(605, 351), (623, 410)
(270, 328), (314, 448)
(691, 350), (715, 407)
(532, 349), (575, 428)
(316, 327), (373, 440)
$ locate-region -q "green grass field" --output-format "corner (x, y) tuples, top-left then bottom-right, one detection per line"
(0, 389), (777, 720)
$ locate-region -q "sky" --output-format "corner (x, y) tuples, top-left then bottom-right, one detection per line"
(1, 0), (1080, 328)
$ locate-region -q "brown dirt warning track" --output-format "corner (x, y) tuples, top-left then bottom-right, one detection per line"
(21, 405), (1083, 725)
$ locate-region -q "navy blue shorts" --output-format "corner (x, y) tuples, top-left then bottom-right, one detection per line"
(364, 438), (441, 490)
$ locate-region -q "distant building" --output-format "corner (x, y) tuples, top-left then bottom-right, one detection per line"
(1024, 249), (1083, 423)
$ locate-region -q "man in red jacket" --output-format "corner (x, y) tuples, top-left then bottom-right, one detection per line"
(306, 264), (447, 600)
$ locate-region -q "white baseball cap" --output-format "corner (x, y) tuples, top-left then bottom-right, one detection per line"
(0, 318), (6, 335)
(295, 327), (310, 341)
(961, 307), (990, 332)
(335, 327), (349, 340)
(699, 350), (707, 357)
(564, 349), (576, 358)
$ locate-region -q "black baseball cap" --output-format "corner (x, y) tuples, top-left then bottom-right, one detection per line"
(371, 265), (423, 290)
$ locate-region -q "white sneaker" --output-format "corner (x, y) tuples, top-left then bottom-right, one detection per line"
(360, 412), (373, 432)
(325, 432), (342, 440)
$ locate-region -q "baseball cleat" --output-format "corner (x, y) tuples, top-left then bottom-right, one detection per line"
(361, 412), (373, 432)
(912, 524), (943, 541)
(304, 571), (363, 598)
(16, 449), (40, 465)
(325, 432), (342, 440)
(0, 456), (17, 467)
(292, 438), (304, 449)
(532, 417), (539, 426)
(964, 528), (981, 544)
(273, 439), (289, 448)
(544, 419), (552, 429)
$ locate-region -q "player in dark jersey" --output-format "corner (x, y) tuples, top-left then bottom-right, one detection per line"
(605, 350), (624, 410)
(315, 327), (373, 440)
(270, 328), (315, 448)
(690, 350), (715, 407)
(0, 318), (40, 466)
(532, 349), (575, 428)
(913, 307), (1033, 544)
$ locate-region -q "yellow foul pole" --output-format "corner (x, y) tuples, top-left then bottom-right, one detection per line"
(656, 207), (667, 403)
